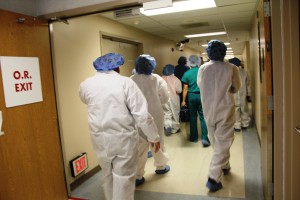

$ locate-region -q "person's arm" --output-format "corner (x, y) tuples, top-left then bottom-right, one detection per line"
(158, 77), (170, 105)
(175, 77), (182, 94)
(230, 66), (241, 93)
(246, 70), (252, 102)
(126, 79), (160, 144)
(181, 84), (188, 107)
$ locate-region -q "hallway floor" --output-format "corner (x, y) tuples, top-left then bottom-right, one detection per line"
(71, 124), (264, 200)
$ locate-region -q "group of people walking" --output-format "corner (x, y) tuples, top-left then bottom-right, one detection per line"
(79, 39), (251, 199)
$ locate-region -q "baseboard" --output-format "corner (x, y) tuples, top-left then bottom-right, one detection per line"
(70, 165), (101, 191)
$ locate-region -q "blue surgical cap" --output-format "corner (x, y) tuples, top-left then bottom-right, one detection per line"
(206, 40), (227, 61)
(189, 55), (201, 66)
(135, 54), (156, 75)
(93, 53), (125, 71)
(228, 57), (241, 67)
(162, 64), (175, 76)
(178, 56), (187, 65)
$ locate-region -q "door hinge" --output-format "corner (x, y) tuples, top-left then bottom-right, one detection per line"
(268, 96), (274, 110)
(264, 1), (271, 17)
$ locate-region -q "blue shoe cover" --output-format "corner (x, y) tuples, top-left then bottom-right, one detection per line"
(155, 165), (170, 174)
(165, 127), (172, 136)
(148, 151), (152, 158)
(206, 177), (223, 192)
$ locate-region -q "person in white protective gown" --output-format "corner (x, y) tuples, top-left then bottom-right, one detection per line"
(161, 64), (182, 135)
(79, 53), (160, 200)
(197, 40), (241, 192)
(131, 54), (171, 186)
(228, 57), (251, 131)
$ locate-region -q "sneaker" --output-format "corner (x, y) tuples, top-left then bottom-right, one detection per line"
(189, 139), (198, 143)
(206, 177), (223, 192)
(155, 165), (170, 174)
(147, 150), (152, 158)
(135, 177), (145, 186)
(222, 167), (231, 175)
(202, 139), (210, 147)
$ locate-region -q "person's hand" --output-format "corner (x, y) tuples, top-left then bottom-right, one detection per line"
(247, 96), (252, 102)
(181, 101), (186, 107)
(150, 142), (160, 153)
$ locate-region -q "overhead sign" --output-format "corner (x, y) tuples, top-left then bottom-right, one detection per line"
(0, 56), (43, 108)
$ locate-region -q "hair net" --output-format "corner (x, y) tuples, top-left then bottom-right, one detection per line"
(162, 64), (175, 76)
(93, 53), (125, 71)
(177, 56), (187, 65)
(228, 57), (241, 67)
(188, 55), (201, 66)
(206, 40), (227, 61)
(135, 54), (156, 75)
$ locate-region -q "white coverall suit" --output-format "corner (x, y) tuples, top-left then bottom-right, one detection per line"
(197, 61), (241, 182)
(234, 67), (251, 129)
(131, 73), (170, 179)
(162, 74), (182, 133)
(79, 71), (160, 200)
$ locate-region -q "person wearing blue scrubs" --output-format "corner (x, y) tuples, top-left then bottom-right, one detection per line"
(181, 55), (210, 147)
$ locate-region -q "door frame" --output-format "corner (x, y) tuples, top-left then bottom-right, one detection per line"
(272, 0), (299, 199)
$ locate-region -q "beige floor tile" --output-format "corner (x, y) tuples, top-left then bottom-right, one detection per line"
(136, 124), (245, 198)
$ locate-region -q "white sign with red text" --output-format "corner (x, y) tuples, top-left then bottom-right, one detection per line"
(0, 56), (43, 108)
(70, 153), (88, 177)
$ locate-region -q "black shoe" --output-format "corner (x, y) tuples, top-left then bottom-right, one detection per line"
(136, 177), (145, 186)
(241, 126), (248, 130)
(234, 128), (241, 132)
(202, 139), (210, 147)
(222, 167), (231, 175)
(189, 139), (198, 143)
(206, 177), (223, 192)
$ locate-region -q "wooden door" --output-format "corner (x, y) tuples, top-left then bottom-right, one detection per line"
(257, 0), (273, 199)
(0, 9), (68, 200)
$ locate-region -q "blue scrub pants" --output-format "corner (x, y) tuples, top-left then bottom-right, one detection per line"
(187, 92), (208, 142)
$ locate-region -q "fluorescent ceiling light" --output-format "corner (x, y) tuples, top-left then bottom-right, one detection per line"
(140, 0), (216, 16)
(201, 42), (230, 47)
(185, 31), (226, 38)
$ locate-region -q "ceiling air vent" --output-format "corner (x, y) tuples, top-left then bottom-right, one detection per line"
(114, 8), (140, 18)
(180, 22), (209, 29)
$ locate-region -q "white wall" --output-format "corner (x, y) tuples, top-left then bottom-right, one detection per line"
(51, 13), (200, 186)
(249, 18), (261, 139)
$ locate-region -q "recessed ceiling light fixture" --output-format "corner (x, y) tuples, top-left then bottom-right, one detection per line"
(140, 0), (216, 16)
(185, 31), (226, 38)
(201, 42), (230, 47)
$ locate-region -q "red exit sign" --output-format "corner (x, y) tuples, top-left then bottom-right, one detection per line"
(70, 153), (88, 177)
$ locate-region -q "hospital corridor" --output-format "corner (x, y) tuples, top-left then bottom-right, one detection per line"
(0, 0), (299, 200)
(71, 118), (264, 200)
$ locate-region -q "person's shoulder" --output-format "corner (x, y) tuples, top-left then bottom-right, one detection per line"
(152, 73), (163, 79)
